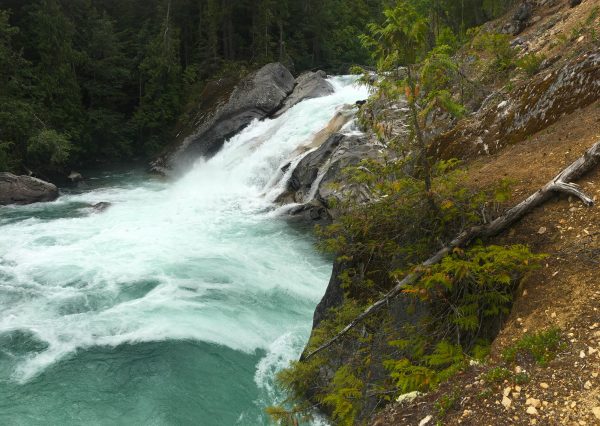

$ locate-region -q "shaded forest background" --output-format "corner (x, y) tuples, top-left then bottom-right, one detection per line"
(0, 0), (515, 177)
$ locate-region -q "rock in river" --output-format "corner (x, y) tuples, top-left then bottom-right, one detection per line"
(273, 70), (334, 117)
(0, 173), (59, 205)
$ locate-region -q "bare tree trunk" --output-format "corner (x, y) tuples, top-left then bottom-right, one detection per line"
(302, 140), (600, 361)
(163, 0), (171, 44)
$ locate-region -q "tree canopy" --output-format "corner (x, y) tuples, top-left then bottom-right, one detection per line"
(0, 0), (516, 176)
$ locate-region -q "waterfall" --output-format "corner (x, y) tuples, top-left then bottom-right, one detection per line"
(0, 76), (368, 425)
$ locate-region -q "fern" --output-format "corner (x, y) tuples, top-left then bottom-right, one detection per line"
(385, 340), (465, 394)
(321, 366), (364, 426)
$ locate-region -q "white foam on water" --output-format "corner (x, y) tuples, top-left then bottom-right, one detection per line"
(0, 76), (368, 398)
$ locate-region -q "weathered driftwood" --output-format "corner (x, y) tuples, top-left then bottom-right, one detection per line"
(302, 140), (600, 361)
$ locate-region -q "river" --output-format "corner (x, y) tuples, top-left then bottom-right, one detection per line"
(0, 77), (368, 425)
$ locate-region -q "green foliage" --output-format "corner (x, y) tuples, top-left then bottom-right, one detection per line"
(360, 1), (428, 69)
(0, 0), (387, 173)
(588, 6), (600, 23)
(482, 366), (511, 384)
(436, 27), (459, 53)
(408, 244), (544, 344)
(514, 371), (530, 384)
(421, 45), (458, 92)
(477, 387), (493, 399)
(516, 53), (545, 76)
(420, 45), (466, 119)
(317, 161), (514, 296)
(385, 341), (465, 393)
(27, 129), (72, 170)
(133, 10), (183, 154)
(312, 153), (543, 408)
(308, 301), (367, 352)
(502, 328), (565, 366)
(471, 339), (492, 361)
(274, 2), (543, 419)
(435, 387), (461, 419)
(472, 31), (515, 71)
(321, 365), (364, 426)
(0, 141), (15, 171)
(264, 406), (299, 426)
(0, 9), (34, 173)
(269, 300), (368, 424)
(0, 0), (517, 174)
(568, 6), (600, 43)
(276, 356), (323, 404)
(265, 405), (312, 426)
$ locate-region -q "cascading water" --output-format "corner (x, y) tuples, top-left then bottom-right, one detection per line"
(0, 77), (369, 425)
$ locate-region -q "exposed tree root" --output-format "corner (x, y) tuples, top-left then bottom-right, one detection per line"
(302, 140), (600, 361)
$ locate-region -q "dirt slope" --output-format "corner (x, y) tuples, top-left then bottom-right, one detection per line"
(373, 92), (600, 426)
(372, 0), (600, 423)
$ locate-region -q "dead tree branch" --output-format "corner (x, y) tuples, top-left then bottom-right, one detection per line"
(302, 140), (600, 361)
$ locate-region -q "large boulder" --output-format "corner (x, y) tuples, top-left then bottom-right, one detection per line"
(502, 1), (533, 35)
(287, 133), (347, 199)
(0, 173), (59, 205)
(151, 62), (295, 174)
(284, 132), (387, 223)
(273, 70), (335, 117)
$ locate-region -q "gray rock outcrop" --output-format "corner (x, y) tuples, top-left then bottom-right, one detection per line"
(151, 62), (295, 174)
(0, 173), (59, 205)
(502, 1), (533, 35)
(273, 70), (335, 117)
(91, 202), (112, 212)
(433, 49), (600, 159)
(283, 132), (386, 223)
(68, 171), (83, 183)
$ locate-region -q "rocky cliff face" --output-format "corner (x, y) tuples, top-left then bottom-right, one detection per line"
(273, 70), (335, 118)
(151, 64), (338, 175)
(433, 49), (600, 160)
(151, 63), (295, 175)
(285, 132), (386, 223)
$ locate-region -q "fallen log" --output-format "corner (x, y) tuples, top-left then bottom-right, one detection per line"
(302, 140), (600, 361)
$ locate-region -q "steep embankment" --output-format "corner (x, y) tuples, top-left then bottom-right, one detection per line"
(370, 0), (600, 424)
(265, 0), (600, 424)
(374, 98), (600, 426)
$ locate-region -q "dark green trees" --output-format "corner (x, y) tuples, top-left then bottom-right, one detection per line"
(77, 7), (131, 159)
(134, 1), (182, 154)
(0, 0), (385, 174)
(0, 0), (516, 175)
(0, 10), (30, 171)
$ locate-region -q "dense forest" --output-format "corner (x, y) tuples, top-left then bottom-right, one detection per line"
(0, 0), (515, 177)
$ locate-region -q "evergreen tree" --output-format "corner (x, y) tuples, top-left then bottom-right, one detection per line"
(0, 10), (31, 171)
(77, 6), (131, 159)
(133, 0), (182, 154)
(26, 0), (81, 137)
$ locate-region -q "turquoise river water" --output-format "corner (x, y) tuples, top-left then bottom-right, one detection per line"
(0, 77), (369, 425)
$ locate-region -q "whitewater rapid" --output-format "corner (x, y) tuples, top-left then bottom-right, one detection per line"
(0, 76), (369, 424)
